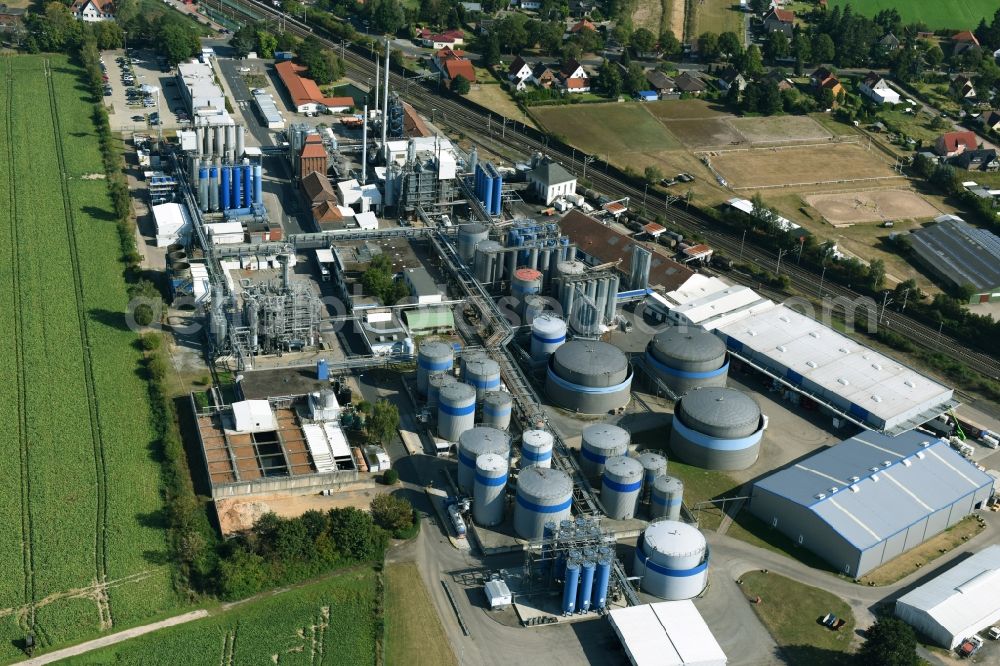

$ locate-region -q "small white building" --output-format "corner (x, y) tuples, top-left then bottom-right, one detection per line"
(484, 579), (512, 609)
(858, 72), (901, 105)
(896, 545), (1000, 649)
(354, 211), (379, 231)
(608, 600), (727, 666)
(204, 222), (245, 245)
(403, 267), (443, 304)
(527, 158), (577, 205)
(71, 0), (114, 22)
(231, 400), (277, 433)
(152, 202), (191, 247)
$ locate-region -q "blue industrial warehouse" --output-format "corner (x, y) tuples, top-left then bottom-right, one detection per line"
(750, 430), (994, 577)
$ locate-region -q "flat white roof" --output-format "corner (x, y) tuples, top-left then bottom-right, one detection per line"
(231, 400), (276, 433)
(315, 248), (335, 263)
(355, 211), (378, 230)
(663, 274), (730, 307)
(152, 202), (190, 235)
(672, 285), (774, 329)
(609, 601), (727, 666)
(716, 305), (954, 428)
(205, 222), (244, 235)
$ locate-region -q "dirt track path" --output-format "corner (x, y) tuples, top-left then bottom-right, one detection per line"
(669, 0), (685, 39)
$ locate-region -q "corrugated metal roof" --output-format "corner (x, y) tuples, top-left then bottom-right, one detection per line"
(907, 217), (1000, 292)
(608, 600), (727, 666)
(754, 431), (994, 550)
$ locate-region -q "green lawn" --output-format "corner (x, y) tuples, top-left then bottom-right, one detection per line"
(874, 108), (940, 144)
(385, 562), (457, 666)
(64, 569), (380, 665)
(740, 571), (856, 666)
(694, 0), (747, 40)
(530, 103), (682, 157)
(829, 0), (996, 30)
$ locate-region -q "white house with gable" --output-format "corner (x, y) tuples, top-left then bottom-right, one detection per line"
(858, 71), (900, 105)
(71, 0), (115, 21)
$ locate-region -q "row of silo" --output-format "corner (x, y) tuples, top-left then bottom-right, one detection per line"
(458, 427), (511, 492)
(192, 158), (263, 214)
(671, 387), (764, 471)
(580, 424), (630, 480)
(193, 120), (243, 162)
(561, 552), (612, 615)
(482, 391), (512, 430)
(474, 162), (503, 216)
(645, 326), (729, 396)
(546, 340), (632, 415)
(472, 236), (575, 286)
(634, 520), (708, 600)
(555, 261), (619, 335)
(418, 340), (454, 396)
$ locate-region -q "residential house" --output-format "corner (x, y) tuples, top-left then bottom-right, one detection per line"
(762, 8), (794, 37)
(527, 157), (577, 204)
(558, 58), (590, 93)
(433, 48), (476, 86)
(951, 30), (980, 56)
(417, 28), (465, 49)
(950, 75), (976, 99)
(275, 61), (354, 115)
(674, 71), (708, 95)
(763, 70), (794, 91)
(531, 63), (556, 88)
(858, 71), (900, 104)
(948, 148), (999, 172)
(716, 65), (747, 92)
(569, 0), (596, 16)
(934, 130), (978, 158)
(569, 18), (596, 33)
(646, 70), (677, 95)
(508, 56), (533, 91)
(0, 5), (27, 30)
(821, 76), (845, 99)
(810, 67), (835, 88)
(878, 33), (900, 52)
(981, 109), (1000, 132)
(70, 0), (114, 21)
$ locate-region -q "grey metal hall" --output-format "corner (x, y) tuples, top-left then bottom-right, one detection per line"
(750, 430), (995, 577)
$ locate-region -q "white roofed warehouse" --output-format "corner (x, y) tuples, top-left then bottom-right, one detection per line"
(750, 431), (994, 578)
(895, 545), (1000, 648)
(608, 600), (727, 666)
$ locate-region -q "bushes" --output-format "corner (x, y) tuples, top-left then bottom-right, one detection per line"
(370, 495), (413, 537)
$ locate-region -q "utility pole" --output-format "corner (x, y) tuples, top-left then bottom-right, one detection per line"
(879, 291), (892, 324)
(582, 155), (594, 182)
(381, 35), (390, 148)
(502, 117), (508, 139)
(739, 229), (746, 261)
(818, 264), (827, 298)
(901, 288), (910, 313)
(775, 248), (789, 277)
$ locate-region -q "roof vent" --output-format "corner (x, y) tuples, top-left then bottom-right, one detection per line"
(837, 378), (850, 386)
(904, 380), (915, 388)
(850, 476), (860, 483)
(748, 329), (757, 336)
(828, 486), (838, 494)
(776, 345), (787, 352)
(871, 363), (882, 371)
(809, 331), (820, 339)
(871, 395), (883, 403)
(862, 354), (871, 360)
(872, 474), (880, 482)
(902, 459), (912, 467)
(916, 451), (926, 459)
(921, 440), (930, 448)
(882, 460), (892, 467)
(870, 466), (880, 472)
(806, 360), (818, 368)
(779, 315), (790, 323)
(850, 485), (859, 493)
(814, 493), (827, 500)
(838, 347), (849, 353)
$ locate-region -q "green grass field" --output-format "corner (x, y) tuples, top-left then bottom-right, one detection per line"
(65, 569), (380, 665)
(828, 0), (996, 30)
(530, 103), (682, 158)
(0, 55), (176, 661)
(693, 0), (747, 39)
(385, 562), (457, 666)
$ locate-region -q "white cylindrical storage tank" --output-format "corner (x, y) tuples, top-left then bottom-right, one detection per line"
(635, 451), (668, 503)
(651, 476), (684, 521)
(521, 429), (554, 468)
(457, 426), (511, 495)
(546, 340), (632, 414)
(634, 520), (708, 600)
(459, 349), (487, 378)
(481, 391), (512, 430)
(474, 240), (502, 283)
(530, 314), (567, 362)
(473, 453), (508, 527)
(645, 326), (729, 397)
(580, 424), (630, 480)
(463, 356), (501, 401)
(458, 223), (489, 263)
(601, 456), (643, 520)
(438, 382), (476, 443)
(417, 340), (454, 396)
(524, 294), (547, 325)
(235, 124), (245, 158)
(427, 372), (457, 410)
(671, 387), (764, 471)
(515, 466), (573, 539)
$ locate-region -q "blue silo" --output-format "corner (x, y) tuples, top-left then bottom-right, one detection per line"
(577, 560), (595, 613)
(562, 560), (580, 615)
(220, 166), (231, 210)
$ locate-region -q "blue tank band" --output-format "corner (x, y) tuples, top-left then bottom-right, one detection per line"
(603, 477), (642, 493)
(465, 377), (501, 389)
(672, 414), (763, 452)
(439, 402), (475, 416)
(581, 446), (615, 464)
(458, 451), (477, 468)
(475, 472), (508, 487)
(516, 494), (572, 513)
(651, 493), (682, 506)
(522, 448), (552, 462)
(646, 352), (729, 380)
(419, 357), (453, 371)
(547, 364), (632, 395)
(635, 536), (709, 577)
(532, 331), (566, 344)
(484, 405), (512, 416)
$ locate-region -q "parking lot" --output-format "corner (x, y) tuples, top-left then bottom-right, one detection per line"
(103, 49), (189, 132)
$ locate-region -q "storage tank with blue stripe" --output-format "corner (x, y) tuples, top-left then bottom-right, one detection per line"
(524, 295), (547, 325)
(562, 560), (580, 615)
(645, 326), (729, 397)
(521, 429), (553, 468)
(198, 164), (209, 211)
(437, 382), (476, 442)
(546, 340), (632, 414)
(634, 520), (708, 600)
(671, 387), (764, 471)
(220, 166), (231, 210)
(577, 560), (595, 613)
(515, 466), (573, 539)
(463, 356), (501, 401)
(636, 451), (668, 503)
(512, 268), (543, 312)
(651, 475), (684, 521)
(530, 314), (566, 361)
(593, 556), (612, 610)
(601, 456), (643, 520)
(580, 423), (630, 481)
(456, 426), (511, 495)
(417, 340), (454, 396)
(253, 164), (263, 205)
(473, 453), (508, 527)
(427, 371), (457, 410)
(481, 391), (512, 430)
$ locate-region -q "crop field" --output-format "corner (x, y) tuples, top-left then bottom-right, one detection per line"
(646, 99), (730, 120)
(693, 0), (746, 39)
(385, 562), (457, 666)
(708, 143), (900, 190)
(0, 55), (175, 660)
(804, 189), (941, 226)
(67, 569), (380, 664)
(729, 116), (832, 144)
(828, 0), (996, 30)
(666, 118), (745, 148)
(530, 103), (682, 156)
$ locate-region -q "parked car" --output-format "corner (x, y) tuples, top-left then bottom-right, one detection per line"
(989, 626), (1000, 640)
(131, 115), (145, 122)
(959, 635), (983, 657)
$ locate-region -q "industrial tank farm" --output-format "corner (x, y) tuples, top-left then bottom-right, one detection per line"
(473, 453), (509, 526)
(580, 423), (630, 480)
(651, 476), (684, 521)
(438, 382), (477, 442)
(601, 456), (643, 520)
(520, 429), (554, 468)
(671, 387), (765, 471)
(417, 340), (455, 396)
(457, 426), (511, 494)
(482, 391), (513, 430)
(546, 340), (633, 414)
(634, 520), (709, 600)
(515, 466), (574, 539)
(645, 326), (729, 396)
(530, 314), (567, 362)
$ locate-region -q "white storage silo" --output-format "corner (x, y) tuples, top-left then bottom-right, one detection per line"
(524, 294), (547, 325)
(601, 456), (643, 520)
(463, 356), (501, 401)
(580, 423), (630, 480)
(651, 476), (684, 521)
(530, 314), (567, 361)
(458, 223), (489, 263)
(427, 372), (457, 410)
(417, 340), (454, 396)
(474, 240), (502, 283)
(671, 387), (764, 471)
(457, 426), (511, 495)
(481, 391), (512, 430)
(634, 520), (708, 600)
(515, 466), (573, 539)
(437, 382), (476, 442)
(521, 429), (554, 468)
(473, 453), (508, 527)
(635, 451), (668, 503)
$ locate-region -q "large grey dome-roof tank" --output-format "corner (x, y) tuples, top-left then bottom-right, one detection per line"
(671, 387), (764, 471)
(645, 326), (728, 395)
(546, 340), (632, 414)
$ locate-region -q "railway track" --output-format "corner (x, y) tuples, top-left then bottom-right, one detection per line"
(223, 0), (1000, 386)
